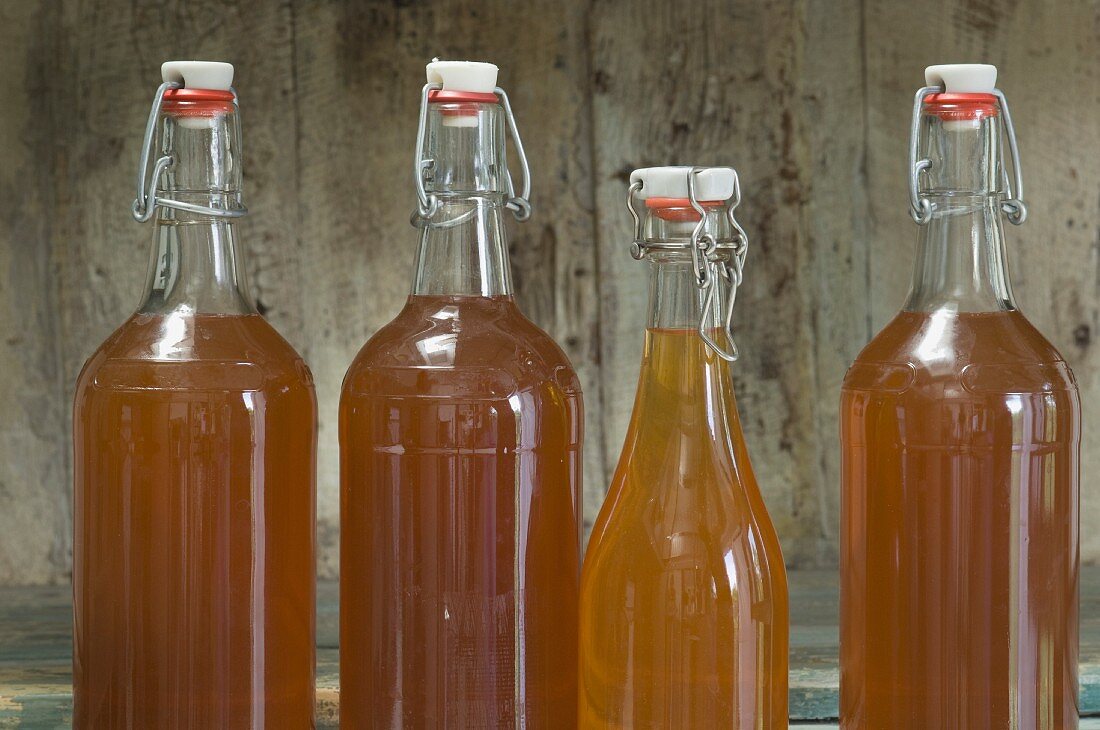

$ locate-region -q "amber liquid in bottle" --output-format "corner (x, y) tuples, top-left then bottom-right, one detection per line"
(74, 316), (316, 727)
(73, 89), (316, 728)
(339, 92), (582, 727)
(341, 295), (581, 727)
(580, 211), (788, 729)
(840, 95), (1080, 729)
(842, 310), (1078, 728)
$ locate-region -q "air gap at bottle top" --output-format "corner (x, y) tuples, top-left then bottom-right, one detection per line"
(73, 61), (317, 729)
(339, 60), (583, 729)
(841, 63), (1080, 729)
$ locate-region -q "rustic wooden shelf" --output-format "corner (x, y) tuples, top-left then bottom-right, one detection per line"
(2, 569), (1097, 728)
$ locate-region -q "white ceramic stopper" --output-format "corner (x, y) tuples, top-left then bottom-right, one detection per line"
(630, 166), (737, 201)
(426, 60), (499, 94)
(161, 61), (234, 91)
(925, 63), (997, 93)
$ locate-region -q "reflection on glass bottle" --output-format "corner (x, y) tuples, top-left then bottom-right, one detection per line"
(339, 61), (582, 728)
(580, 167), (788, 729)
(841, 64), (1080, 729)
(73, 63), (316, 728)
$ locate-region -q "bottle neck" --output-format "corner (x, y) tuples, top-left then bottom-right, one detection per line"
(412, 195), (512, 296)
(138, 104), (253, 315)
(630, 247), (742, 448)
(642, 206), (734, 329)
(644, 250), (727, 330)
(905, 110), (1016, 313)
(638, 207), (737, 396)
(411, 99), (513, 298)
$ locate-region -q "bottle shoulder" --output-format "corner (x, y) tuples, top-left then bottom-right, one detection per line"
(845, 308), (1076, 393)
(583, 470), (787, 594)
(343, 296), (579, 396)
(588, 451), (782, 565)
(77, 313), (313, 397)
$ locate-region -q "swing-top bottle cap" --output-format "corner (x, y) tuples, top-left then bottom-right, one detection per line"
(426, 60), (499, 94)
(133, 61), (246, 221)
(925, 64), (996, 93)
(161, 61), (234, 91)
(630, 166), (737, 203)
(159, 61), (235, 128)
(923, 64), (999, 124)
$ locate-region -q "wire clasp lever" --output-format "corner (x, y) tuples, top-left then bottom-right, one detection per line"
(908, 85), (1027, 226)
(131, 81), (247, 223)
(412, 82), (532, 223)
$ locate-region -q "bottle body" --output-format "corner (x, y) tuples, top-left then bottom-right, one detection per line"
(340, 294), (582, 727)
(73, 313), (317, 728)
(840, 309), (1079, 729)
(840, 81), (1080, 729)
(579, 239), (788, 728)
(73, 74), (317, 728)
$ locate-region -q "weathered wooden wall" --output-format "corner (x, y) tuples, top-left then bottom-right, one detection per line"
(0, 0), (1096, 585)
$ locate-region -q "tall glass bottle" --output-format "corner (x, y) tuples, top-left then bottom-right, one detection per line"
(579, 167), (789, 728)
(339, 61), (583, 727)
(72, 62), (317, 727)
(841, 64), (1080, 729)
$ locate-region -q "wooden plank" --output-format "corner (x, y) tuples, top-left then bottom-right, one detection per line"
(4, 569), (1099, 725)
(1, 0), (1098, 585)
(0, 3), (69, 586)
(290, 0), (602, 563)
(862, 1), (1100, 563)
(588, 0), (868, 566)
(792, 0), (873, 564)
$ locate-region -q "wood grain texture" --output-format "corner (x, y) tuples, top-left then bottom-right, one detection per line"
(0, 0), (1098, 583)
(0, 3), (69, 586)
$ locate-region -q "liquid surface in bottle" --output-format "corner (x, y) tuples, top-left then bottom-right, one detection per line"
(841, 309), (1079, 729)
(340, 294), (582, 729)
(580, 328), (788, 729)
(73, 313), (316, 729)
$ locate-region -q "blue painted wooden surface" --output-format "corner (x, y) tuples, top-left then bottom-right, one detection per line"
(1, 570), (1096, 727)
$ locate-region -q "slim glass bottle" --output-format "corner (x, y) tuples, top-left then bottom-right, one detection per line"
(841, 64), (1080, 729)
(73, 62), (317, 728)
(339, 61), (583, 728)
(580, 167), (789, 728)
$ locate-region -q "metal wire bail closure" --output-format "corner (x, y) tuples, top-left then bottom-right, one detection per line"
(131, 81), (248, 223)
(412, 82), (533, 224)
(993, 88), (1027, 224)
(627, 167), (749, 363)
(908, 84), (1027, 226)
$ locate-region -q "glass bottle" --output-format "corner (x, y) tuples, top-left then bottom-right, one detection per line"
(339, 60), (583, 728)
(72, 62), (317, 728)
(840, 64), (1080, 729)
(579, 167), (789, 728)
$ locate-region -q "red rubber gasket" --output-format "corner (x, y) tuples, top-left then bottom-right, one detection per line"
(428, 89), (499, 104)
(163, 88), (235, 116)
(645, 197), (727, 221)
(924, 92), (998, 121)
